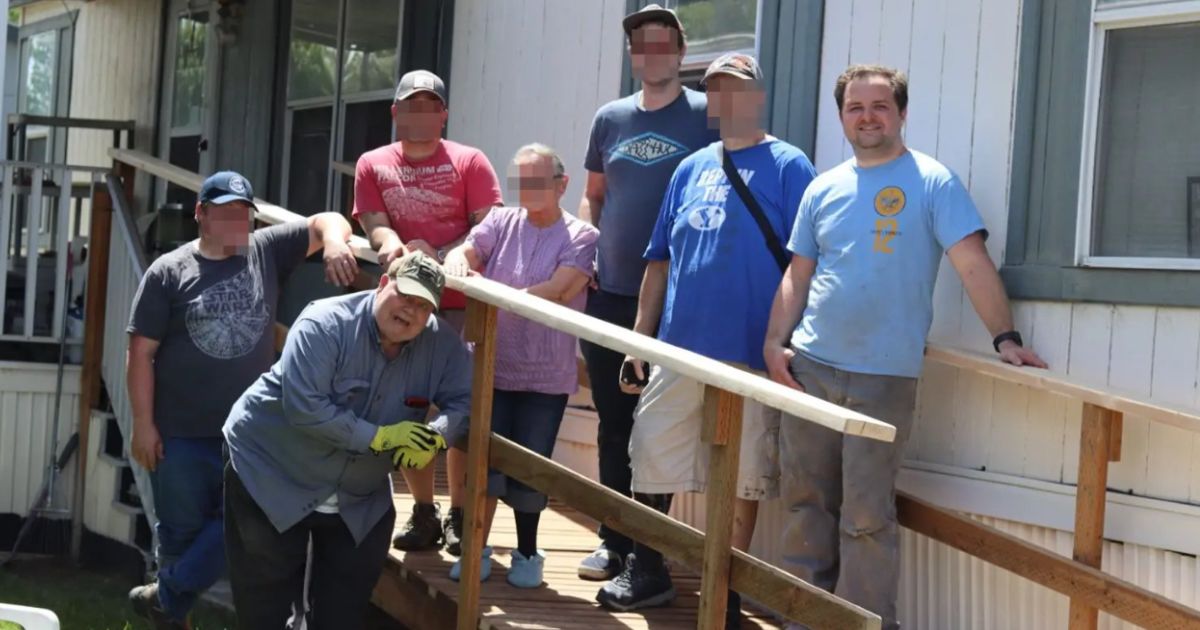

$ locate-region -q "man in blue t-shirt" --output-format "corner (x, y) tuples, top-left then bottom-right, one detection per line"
(596, 54), (816, 626)
(576, 3), (718, 582)
(762, 65), (1047, 630)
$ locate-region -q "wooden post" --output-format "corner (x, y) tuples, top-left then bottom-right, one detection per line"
(1068, 403), (1121, 629)
(697, 386), (744, 629)
(70, 178), (114, 561)
(457, 297), (497, 630)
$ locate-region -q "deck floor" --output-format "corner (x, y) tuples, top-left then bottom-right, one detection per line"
(374, 469), (783, 629)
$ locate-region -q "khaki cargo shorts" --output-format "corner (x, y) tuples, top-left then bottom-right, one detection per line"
(629, 365), (780, 500)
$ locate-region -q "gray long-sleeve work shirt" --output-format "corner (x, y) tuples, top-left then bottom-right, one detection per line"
(223, 290), (473, 544)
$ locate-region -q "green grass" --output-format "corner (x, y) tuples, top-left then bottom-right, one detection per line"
(0, 559), (235, 630)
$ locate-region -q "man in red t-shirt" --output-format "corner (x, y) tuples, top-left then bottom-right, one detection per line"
(353, 69), (502, 556)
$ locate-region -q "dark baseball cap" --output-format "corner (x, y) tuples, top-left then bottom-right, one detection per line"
(700, 52), (763, 88)
(387, 251), (445, 309)
(199, 171), (256, 208)
(394, 70), (447, 105)
(622, 3), (683, 37)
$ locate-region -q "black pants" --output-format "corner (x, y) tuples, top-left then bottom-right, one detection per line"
(580, 288), (641, 558)
(223, 464), (395, 630)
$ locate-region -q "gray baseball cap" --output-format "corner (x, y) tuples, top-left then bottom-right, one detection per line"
(394, 70), (447, 104)
(622, 3), (683, 37)
(700, 52), (763, 88)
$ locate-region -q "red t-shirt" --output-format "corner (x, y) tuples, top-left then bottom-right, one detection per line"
(353, 139), (503, 309)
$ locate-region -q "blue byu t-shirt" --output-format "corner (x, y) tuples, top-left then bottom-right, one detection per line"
(788, 150), (986, 378)
(585, 88), (718, 296)
(646, 139), (816, 370)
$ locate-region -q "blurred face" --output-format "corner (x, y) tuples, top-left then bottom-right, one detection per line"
(705, 74), (765, 137)
(839, 76), (906, 153)
(508, 154), (567, 213)
(374, 277), (436, 345)
(628, 24), (684, 87)
(195, 201), (254, 251)
(391, 92), (447, 143)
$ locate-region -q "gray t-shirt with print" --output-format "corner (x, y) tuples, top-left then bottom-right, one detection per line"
(127, 221), (309, 438)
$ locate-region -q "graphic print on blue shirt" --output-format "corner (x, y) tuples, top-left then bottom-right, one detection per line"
(611, 132), (690, 166)
(584, 88), (718, 296)
(645, 139), (816, 371)
(788, 150), (987, 378)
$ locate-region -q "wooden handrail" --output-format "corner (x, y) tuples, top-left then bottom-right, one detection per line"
(445, 275), (896, 442)
(926, 344), (1200, 433)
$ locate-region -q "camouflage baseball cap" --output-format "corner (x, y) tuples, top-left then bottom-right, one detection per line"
(387, 251), (444, 309)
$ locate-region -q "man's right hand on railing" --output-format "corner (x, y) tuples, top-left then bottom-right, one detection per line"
(130, 418), (164, 472)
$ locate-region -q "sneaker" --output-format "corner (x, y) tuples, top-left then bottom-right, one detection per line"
(595, 553), (676, 611)
(577, 547), (623, 580)
(128, 583), (189, 629)
(506, 549), (546, 588)
(392, 502), (443, 551)
(443, 506), (464, 556)
(449, 545), (492, 582)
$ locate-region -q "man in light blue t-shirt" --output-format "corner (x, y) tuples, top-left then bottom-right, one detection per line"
(762, 65), (1047, 630)
(576, 3), (718, 582)
(597, 53), (815, 628)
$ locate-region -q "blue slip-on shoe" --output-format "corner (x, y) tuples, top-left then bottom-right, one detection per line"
(449, 545), (492, 582)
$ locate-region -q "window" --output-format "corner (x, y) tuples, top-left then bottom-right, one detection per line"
(664, 0), (761, 69)
(15, 13), (74, 163)
(283, 0), (400, 215)
(1076, 4), (1200, 269)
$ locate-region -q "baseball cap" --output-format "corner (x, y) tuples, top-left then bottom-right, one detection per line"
(700, 52), (763, 88)
(199, 171), (256, 207)
(622, 3), (683, 37)
(387, 251), (445, 309)
(394, 70), (447, 105)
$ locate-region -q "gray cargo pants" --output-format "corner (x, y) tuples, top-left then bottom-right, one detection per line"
(780, 351), (918, 630)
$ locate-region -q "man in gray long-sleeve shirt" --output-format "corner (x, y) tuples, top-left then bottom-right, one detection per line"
(223, 251), (472, 629)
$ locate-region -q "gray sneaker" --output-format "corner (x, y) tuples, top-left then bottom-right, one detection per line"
(577, 547), (623, 580)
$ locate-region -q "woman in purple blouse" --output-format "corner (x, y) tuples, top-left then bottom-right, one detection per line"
(443, 143), (599, 588)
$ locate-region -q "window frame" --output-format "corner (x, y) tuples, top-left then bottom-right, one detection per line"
(1073, 0), (1200, 271)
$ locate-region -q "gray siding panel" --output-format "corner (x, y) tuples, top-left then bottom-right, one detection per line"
(215, 0), (281, 188)
(762, 0), (823, 157)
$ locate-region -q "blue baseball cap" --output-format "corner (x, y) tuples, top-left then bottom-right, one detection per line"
(199, 171), (256, 208)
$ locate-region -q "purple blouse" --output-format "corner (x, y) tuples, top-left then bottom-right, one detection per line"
(467, 206), (599, 394)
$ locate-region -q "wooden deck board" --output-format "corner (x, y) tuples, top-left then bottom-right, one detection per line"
(376, 469), (783, 629)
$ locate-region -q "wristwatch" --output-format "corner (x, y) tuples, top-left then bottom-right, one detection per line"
(992, 330), (1023, 353)
(436, 247), (447, 263)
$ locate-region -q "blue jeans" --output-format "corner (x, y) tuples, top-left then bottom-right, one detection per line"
(150, 436), (226, 621)
(487, 389), (569, 512)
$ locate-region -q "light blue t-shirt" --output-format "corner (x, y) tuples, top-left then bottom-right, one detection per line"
(646, 139), (816, 370)
(788, 150), (986, 378)
(585, 88), (719, 296)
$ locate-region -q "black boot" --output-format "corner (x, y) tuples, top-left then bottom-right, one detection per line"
(391, 502), (443, 551)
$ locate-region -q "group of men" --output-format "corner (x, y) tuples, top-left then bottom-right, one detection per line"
(123, 3), (1046, 630)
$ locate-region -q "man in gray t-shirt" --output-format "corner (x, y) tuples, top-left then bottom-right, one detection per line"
(125, 171), (358, 627)
(576, 3), (717, 583)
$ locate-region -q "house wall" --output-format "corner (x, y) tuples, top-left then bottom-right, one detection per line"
(523, 0), (1200, 625)
(0, 361), (80, 517)
(445, 0), (628, 212)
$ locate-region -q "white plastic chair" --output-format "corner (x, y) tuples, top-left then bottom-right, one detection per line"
(0, 603), (61, 630)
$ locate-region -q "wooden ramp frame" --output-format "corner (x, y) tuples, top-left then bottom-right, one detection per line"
(99, 148), (1200, 629)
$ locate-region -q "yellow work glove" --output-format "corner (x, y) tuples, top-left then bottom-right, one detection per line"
(369, 421), (443, 454)
(393, 446), (439, 470)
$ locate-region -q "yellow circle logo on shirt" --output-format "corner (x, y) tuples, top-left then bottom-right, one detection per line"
(874, 186), (906, 217)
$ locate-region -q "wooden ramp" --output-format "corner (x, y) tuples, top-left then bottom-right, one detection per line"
(372, 469), (783, 630)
